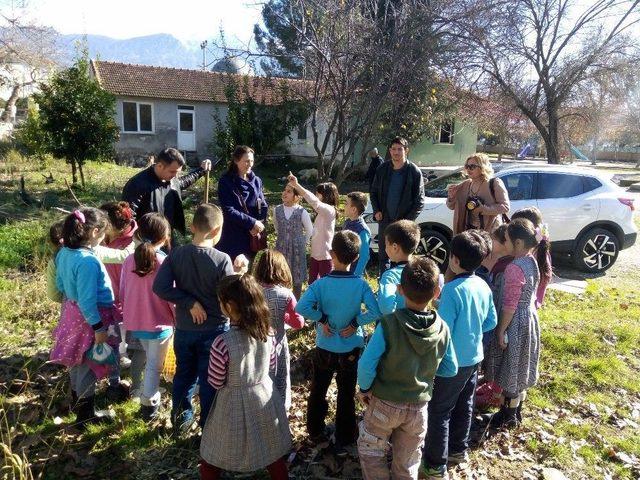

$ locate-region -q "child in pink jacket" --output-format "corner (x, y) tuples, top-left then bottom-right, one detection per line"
(120, 213), (175, 420)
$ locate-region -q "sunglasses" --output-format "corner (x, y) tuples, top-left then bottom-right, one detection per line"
(464, 164), (480, 170)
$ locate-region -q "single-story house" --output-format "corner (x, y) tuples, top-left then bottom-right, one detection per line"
(91, 60), (476, 167)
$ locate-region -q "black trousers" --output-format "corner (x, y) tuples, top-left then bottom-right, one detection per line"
(306, 347), (360, 445)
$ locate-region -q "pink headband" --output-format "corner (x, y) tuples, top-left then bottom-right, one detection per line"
(73, 210), (85, 224)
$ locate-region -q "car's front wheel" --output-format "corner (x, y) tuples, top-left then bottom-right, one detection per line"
(416, 228), (450, 271)
(573, 227), (619, 273)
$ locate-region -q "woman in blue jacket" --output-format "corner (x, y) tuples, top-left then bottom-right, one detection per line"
(217, 145), (268, 259)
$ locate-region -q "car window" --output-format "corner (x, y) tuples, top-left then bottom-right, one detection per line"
(538, 173), (584, 199)
(583, 176), (602, 193)
(424, 171), (465, 198)
(500, 173), (535, 201)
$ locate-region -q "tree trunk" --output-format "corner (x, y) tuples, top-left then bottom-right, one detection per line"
(1, 86), (21, 122)
(70, 160), (78, 185)
(78, 162), (86, 188)
(590, 138), (598, 165)
(546, 115), (561, 164)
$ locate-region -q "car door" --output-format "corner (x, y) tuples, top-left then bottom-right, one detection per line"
(497, 171), (537, 215)
(535, 173), (601, 242)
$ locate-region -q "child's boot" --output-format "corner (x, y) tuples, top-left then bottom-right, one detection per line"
(516, 391), (527, 423)
(490, 396), (519, 429)
(106, 380), (131, 403)
(75, 395), (115, 429)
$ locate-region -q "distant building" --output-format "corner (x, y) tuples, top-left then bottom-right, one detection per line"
(91, 60), (476, 167)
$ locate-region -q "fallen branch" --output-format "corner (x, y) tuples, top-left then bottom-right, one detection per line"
(52, 206), (71, 215)
(64, 179), (82, 207)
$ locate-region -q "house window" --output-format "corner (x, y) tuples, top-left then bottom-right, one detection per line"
(438, 121), (454, 144)
(297, 122), (307, 140)
(122, 101), (154, 133)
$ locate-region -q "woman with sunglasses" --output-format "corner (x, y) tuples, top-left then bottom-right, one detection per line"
(447, 153), (510, 236)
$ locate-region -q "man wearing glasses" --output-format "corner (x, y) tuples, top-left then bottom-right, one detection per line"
(370, 136), (425, 273)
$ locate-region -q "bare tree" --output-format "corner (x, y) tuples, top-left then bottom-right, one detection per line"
(461, 0), (640, 163)
(0, 0), (59, 121)
(250, 0), (474, 185)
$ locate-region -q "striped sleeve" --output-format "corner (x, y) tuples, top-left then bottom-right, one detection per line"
(208, 335), (229, 389)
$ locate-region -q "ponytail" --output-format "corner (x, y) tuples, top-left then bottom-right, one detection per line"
(132, 213), (170, 277)
(536, 239), (552, 282)
(133, 241), (158, 277)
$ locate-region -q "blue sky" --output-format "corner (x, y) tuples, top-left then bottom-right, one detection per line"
(29, 0), (263, 46)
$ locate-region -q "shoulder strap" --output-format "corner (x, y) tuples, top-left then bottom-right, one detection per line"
(489, 177), (496, 201)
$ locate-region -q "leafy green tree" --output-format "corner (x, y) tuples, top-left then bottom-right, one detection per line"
(33, 56), (119, 186)
(14, 103), (49, 160)
(212, 76), (309, 161)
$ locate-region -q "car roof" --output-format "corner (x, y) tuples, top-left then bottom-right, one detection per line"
(496, 163), (615, 181)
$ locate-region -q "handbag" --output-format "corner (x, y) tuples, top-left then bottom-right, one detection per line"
(235, 187), (267, 253)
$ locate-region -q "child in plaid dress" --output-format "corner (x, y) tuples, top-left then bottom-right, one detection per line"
(254, 250), (305, 411)
(200, 274), (290, 480)
(274, 184), (313, 298)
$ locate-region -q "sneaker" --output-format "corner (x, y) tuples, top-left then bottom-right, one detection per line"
(140, 404), (159, 421)
(420, 464), (449, 480)
(105, 381), (130, 403)
(331, 441), (350, 458)
(172, 410), (196, 435)
(447, 450), (469, 465)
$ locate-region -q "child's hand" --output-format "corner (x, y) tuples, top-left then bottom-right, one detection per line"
(497, 329), (508, 350)
(287, 171), (299, 187)
(321, 322), (333, 337)
(358, 390), (372, 406)
(94, 330), (108, 344)
(374, 212), (383, 222)
(190, 301), (207, 325)
(233, 254), (249, 274)
(339, 324), (357, 338)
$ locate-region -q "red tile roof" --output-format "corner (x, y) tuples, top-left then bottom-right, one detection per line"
(91, 60), (308, 104)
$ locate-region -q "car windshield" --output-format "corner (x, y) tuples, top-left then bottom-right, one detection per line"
(424, 171), (465, 198)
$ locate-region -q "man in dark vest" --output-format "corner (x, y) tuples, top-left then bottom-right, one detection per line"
(122, 148), (211, 237)
(370, 137), (425, 273)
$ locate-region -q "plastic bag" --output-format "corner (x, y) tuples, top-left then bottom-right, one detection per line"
(86, 343), (117, 366)
(162, 341), (176, 382)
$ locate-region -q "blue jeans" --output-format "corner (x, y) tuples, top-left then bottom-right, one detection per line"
(423, 364), (479, 468)
(172, 326), (228, 428)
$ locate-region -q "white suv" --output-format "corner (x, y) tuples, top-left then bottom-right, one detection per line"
(364, 165), (637, 273)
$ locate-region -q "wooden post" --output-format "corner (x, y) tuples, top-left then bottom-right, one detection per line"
(204, 170), (210, 204)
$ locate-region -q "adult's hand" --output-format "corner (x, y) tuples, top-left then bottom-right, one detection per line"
(189, 301), (207, 325)
(251, 220), (265, 235)
(201, 159), (212, 171)
(447, 182), (462, 200)
(374, 211), (383, 222)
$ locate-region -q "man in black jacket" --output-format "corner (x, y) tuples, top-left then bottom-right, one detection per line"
(122, 148), (211, 236)
(370, 137), (425, 273)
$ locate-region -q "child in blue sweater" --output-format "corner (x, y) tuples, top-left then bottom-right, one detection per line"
(296, 230), (381, 452)
(342, 192), (370, 277)
(422, 230), (497, 479)
(377, 220), (420, 315)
